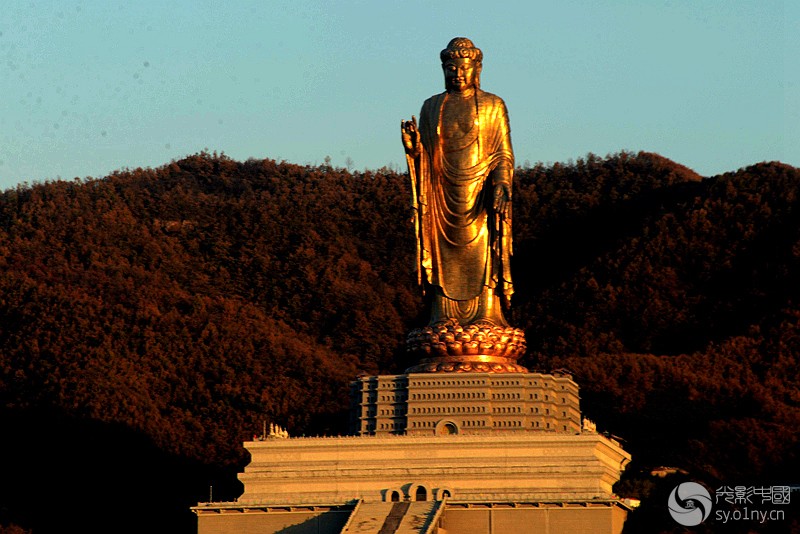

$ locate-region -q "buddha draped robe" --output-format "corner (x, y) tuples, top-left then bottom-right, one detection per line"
(407, 89), (515, 326)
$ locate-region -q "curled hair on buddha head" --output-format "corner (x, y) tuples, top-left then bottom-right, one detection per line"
(440, 37), (483, 64)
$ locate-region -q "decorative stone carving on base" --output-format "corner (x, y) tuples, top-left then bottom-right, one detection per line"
(405, 318), (527, 373)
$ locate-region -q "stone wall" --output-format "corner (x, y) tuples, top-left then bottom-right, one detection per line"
(236, 432), (629, 505)
(350, 372), (581, 436)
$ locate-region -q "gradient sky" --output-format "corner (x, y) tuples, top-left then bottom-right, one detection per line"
(1, 0), (797, 190)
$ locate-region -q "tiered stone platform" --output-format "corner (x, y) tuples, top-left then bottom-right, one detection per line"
(236, 432), (630, 505)
(194, 361), (632, 533)
(349, 371), (581, 436)
(193, 430), (630, 533)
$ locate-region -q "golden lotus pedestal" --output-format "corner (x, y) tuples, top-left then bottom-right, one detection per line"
(405, 319), (528, 373)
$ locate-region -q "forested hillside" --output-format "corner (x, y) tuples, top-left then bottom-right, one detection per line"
(0, 151), (798, 533)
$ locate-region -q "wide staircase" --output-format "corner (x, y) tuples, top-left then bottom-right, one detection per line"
(341, 500), (443, 534)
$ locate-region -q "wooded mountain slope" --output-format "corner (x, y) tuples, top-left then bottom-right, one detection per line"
(0, 151), (797, 533)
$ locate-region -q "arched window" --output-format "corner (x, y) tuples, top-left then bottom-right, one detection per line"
(416, 486), (427, 501)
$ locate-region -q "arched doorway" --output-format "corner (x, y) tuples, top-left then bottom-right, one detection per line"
(415, 486), (427, 502)
(390, 490), (401, 502)
(435, 420), (460, 436)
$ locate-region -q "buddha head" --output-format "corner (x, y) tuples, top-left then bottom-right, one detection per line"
(441, 37), (482, 93)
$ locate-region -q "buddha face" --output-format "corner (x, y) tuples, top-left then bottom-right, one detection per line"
(443, 57), (480, 93)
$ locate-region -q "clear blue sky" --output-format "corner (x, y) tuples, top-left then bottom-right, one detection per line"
(1, 0), (797, 189)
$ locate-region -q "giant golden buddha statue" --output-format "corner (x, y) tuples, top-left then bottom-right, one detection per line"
(402, 38), (527, 373)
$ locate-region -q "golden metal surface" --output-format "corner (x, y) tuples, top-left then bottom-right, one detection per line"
(402, 38), (526, 372)
(405, 319), (528, 374)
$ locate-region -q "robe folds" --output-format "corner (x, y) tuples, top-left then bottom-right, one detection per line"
(407, 89), (514, 323)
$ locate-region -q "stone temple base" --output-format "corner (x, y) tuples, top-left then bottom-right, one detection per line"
(235, 432), (629, 505)
(193, 356), (633, 533)
(194, 500), (631, 534)
(194, 500), (629, 534)
(349, 372), (582, 437)
(194, 432), (631, 534)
